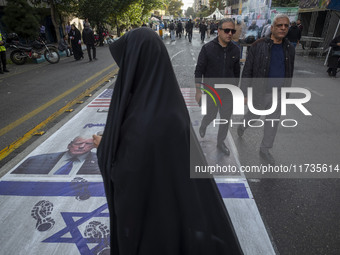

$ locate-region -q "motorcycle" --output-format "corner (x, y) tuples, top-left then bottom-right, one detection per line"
(94, 31), (115, 46)
(7, 34), (60, 65)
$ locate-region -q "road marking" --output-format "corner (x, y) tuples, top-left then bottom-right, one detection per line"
(304, 87), (324, 97)
(170, 50), (185, 61)
(0, 66), (118, 161)
(0, 64), (115, 137)
(296, 70), (315, 75)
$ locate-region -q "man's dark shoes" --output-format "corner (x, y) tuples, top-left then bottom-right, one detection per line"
(259, 150), (275, 165)
(0, 70), (3, 74)
(237, 125), (245, 137)
(217, 143), (230, 156)
(3, 69), (9, 72)
(199, 125), (206, 138)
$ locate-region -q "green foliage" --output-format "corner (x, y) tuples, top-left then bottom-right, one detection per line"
(186, 7), (195, 18)
(168, 0), (184, 18)
(113, 2), (145, 30)
(196, 5), (210, 19)
(2, 0), (40, 39)
(77, 0), (115, 28)
(142, 0), (165, 16)
(209, 0), (226, 12)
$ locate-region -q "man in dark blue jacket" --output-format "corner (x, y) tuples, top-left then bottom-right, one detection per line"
(239, 14), (295, 165)
(195, 18), (240, 156)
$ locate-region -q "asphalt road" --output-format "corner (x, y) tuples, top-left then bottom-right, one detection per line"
(1, 29), (340, 254)
(165, 30), (340, 255)
(0, 45), (118, 167)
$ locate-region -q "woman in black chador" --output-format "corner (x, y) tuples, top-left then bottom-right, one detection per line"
(68, 24), (84, 61)
(94, 27), (243, 255)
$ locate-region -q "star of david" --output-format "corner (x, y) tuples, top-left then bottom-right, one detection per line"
(43, 203), (110, 254)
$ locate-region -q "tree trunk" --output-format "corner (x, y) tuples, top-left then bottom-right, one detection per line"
(116, 19), (121, 37)
(49, 0), (61, 42)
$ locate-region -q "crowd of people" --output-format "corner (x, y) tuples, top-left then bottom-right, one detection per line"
(57, 21), (97, 62)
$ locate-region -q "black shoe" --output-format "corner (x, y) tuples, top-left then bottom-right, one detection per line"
(217, 143), (230, 156)
(199, 125), (206, 138)
(259, 150), (275, 165)
(89, 59), (92, 62)
(93, 58), (97, 60)
(0, 70), (3, 74)
(237, 126), (244, 137)
(3, 69), (9, 72)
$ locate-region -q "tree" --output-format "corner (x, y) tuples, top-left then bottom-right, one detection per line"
(168, 0), (184, 18)
(209, 0), (226, 12)
(2, 0), (40, 40)
(186, 7), (195, 18)
(142, 0), (165, 17)
(197, 5), (210, 19)
(78, 0), (114, 28)
(109, 1), (144, 33)
(29, 0), (79, 42)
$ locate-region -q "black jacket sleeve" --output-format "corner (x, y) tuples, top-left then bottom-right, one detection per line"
(194, 46), (207, 84)
(240, 44), (255, 96)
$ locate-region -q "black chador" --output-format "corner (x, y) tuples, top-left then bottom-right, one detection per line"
(97, 27), (244, 255)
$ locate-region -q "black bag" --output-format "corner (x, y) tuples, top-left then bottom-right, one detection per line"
(245, 35), (255, 44)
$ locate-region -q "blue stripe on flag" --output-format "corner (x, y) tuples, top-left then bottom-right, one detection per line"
(217, 183), (249, 198)
(0, 181), (249, 198)
(0, 181), (105, 197)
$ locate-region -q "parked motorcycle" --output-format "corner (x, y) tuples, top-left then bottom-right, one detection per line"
(94, 31), (114, 46)
(7, 33), (60, 65)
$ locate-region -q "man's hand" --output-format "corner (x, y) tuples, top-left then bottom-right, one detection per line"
(195, 90), (202, 104)
(92, 134), (102, 148)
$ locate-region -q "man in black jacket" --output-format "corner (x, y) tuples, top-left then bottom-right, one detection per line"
(82, 23), (96, 61)
(238, 14), (295, 165)
(185, 19), (194, 43)
(195, 18), (240, 155)
(287, 21), (301, 48)
(199, 21), (208, 43)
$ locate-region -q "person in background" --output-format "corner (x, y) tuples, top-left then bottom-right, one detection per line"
(261, 19), (271, 38)
(186, 19), (194, 43)
(69, 24), (84, 61)
(39, 24), (47, 42)
(0, 31), (9, 74)
(159, 21), (164, 39)
(207, 21), (211, 39)
(286, 21), (301, 48)
(82, 23), (96, 61)
(58, 34), (73, 57)
(297, 19), (304, 49)
(169, 20), (176, 41)
(199, 20), (207, 43)
(327, 34), (340, 77)
(65, 22), (71, 44)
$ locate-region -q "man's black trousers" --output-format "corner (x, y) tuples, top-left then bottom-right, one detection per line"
(200, 91), (233, 145)
(86, 44), (96, 60)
